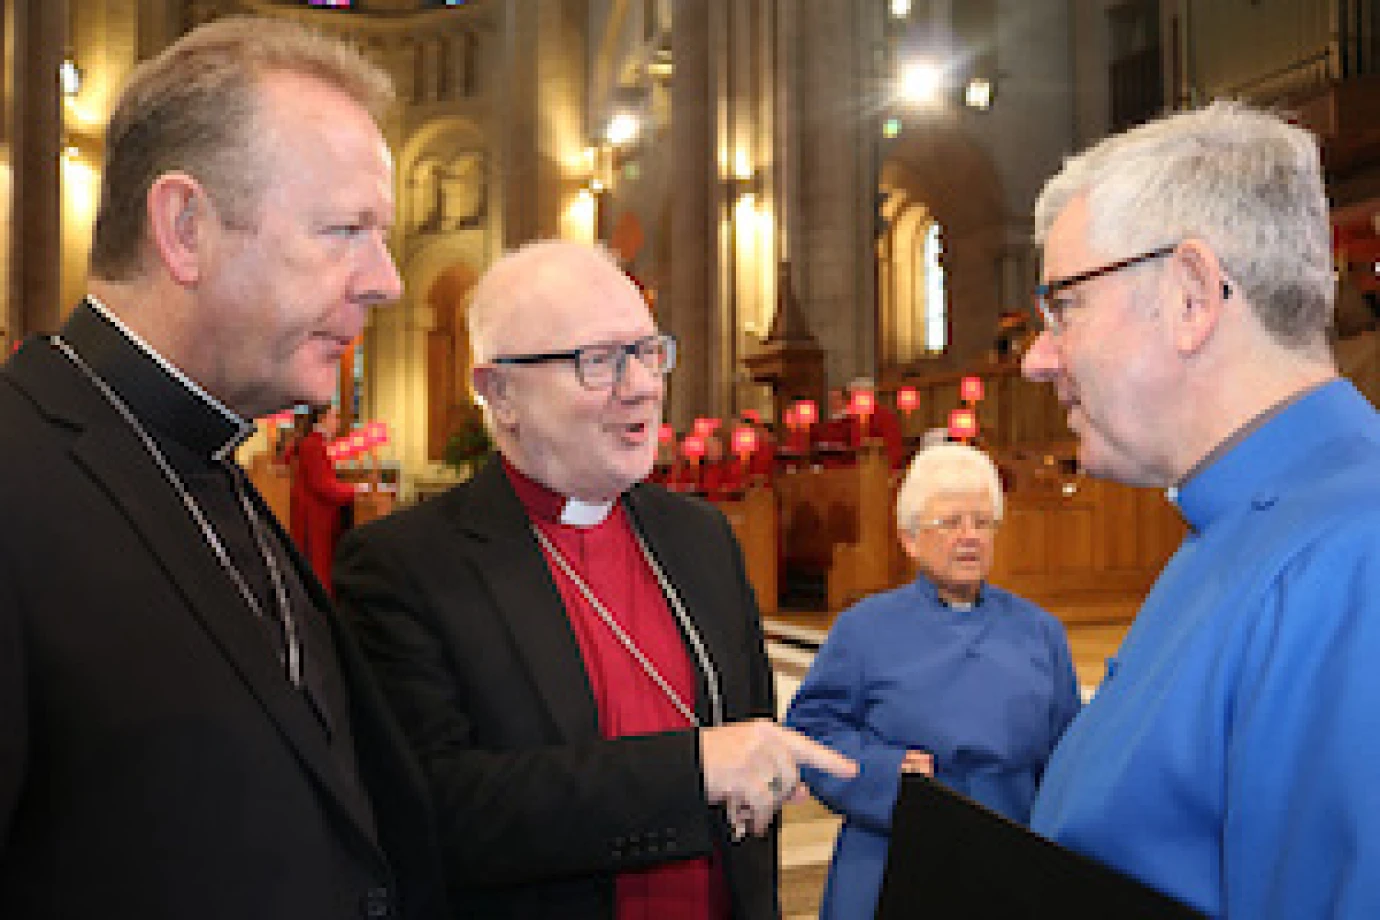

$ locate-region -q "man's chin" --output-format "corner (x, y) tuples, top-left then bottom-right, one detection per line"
(622, 461), (655, 490)
(285, 372), (341, 411)
(1076, 441), (1105, 479)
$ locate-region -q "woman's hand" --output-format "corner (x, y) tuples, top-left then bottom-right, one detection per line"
(900, 749), (934, 776)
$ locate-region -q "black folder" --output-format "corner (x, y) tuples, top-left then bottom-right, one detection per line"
(875, 775), (1204, 918)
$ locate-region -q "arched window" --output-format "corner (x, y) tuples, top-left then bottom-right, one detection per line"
(921, 221), (946, 353)
(879, 200), (948, 367)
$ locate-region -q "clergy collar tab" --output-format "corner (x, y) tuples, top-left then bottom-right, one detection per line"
(560, 498), (615, 527)
(61, 298), (255, 459)
(502, 457), (620, 528)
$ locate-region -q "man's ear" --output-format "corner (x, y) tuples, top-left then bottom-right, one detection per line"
(472, 364), (517, 427)
(147, 173), (208, 286)
(1168, 239), (1229, 355)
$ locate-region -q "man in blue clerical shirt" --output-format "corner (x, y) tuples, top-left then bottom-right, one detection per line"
(1022, 101), (1380, 919)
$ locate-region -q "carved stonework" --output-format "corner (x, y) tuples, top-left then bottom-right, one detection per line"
(407, 149), (487, 238)
(191, 2), (489, 106)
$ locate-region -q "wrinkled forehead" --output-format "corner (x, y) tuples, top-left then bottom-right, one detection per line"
(492, 257), (655, 353)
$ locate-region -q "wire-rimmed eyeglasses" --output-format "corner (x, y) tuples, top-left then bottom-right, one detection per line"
(490, 333), (677, 390)
(1031, 244), (1177, 335)
(919, 513), (1001, 535)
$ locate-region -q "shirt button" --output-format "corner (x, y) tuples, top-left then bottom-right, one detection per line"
(362, 887), (392, 919)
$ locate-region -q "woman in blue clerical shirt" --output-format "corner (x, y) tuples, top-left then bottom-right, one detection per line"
(786, 443), (1082, 920)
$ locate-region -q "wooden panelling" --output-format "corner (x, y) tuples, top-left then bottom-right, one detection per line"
(774, 445), (900, 610)
(990, 475), (1186, 610)
(887, 362), (1072, 449)
(715, 485), (780, 615)
(775, 438), (1189, 626)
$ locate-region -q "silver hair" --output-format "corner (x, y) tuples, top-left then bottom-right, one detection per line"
(466, 239), (630, 366)
(895, 444), (1004, 534)
(1034, 100), (1333, 352)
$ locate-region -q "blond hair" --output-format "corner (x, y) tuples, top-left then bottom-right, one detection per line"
(91, 16), (394, 280)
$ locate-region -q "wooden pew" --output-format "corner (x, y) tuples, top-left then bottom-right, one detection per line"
(777, 440), (1186, 628)
(776, 443), (897, 611)
(989, 465), (1185, 621)
(713, 485), (780, 616)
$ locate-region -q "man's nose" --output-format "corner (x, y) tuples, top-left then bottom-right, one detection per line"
(1021, 329), (1062, 383)
(358, 231), (404, 305)
(615, 348), (664, 400)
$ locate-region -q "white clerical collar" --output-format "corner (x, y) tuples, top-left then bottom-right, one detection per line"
(560, 497), (615, 527)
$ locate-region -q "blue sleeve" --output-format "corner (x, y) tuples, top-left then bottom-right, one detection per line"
(1045, 617), (1083, 759)
(784, 619), (907, 833)
(1225, 530), (1380, 919)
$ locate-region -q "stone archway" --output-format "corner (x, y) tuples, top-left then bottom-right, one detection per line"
(878, 127), (1007, 373)
(425, 262), (480, 463)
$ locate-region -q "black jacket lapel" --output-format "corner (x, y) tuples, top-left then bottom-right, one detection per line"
(13, 342), (382, 853)
(624, 487), (744, 725)
(448, 462), (600, 741)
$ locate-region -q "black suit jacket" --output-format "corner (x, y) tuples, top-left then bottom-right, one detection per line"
(0, 338), (446, 919)
(334, 460), (779, 919)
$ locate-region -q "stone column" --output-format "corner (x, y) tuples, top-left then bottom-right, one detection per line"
(10, 0), (65, 336)
(496, 1), (539, 246)
(792, 0), (877, 387)
(496, 0), (585, 247)
(666, 0), (718, 428)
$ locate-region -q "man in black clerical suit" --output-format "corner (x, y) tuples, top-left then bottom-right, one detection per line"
(335, 240), (855, 919)
(0, 17), (444, 919)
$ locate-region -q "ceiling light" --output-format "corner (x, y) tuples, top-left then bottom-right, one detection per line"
(898, 61), (944, 106)
(606, 112), (640, 146)
(965, 77), (994, 110)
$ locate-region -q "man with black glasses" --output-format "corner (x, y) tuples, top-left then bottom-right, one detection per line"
(1023, 102), (1380, 917)
(335, 240), (854, 919)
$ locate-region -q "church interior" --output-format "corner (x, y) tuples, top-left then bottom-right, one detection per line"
(3, 0), (1380, 914)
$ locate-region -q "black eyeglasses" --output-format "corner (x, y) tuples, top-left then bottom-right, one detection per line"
(1032, 244), (1177, 335)
(490, 333), (677, 390)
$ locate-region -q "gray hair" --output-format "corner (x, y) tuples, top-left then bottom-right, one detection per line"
(466, 239), (630, 365)
(1035, 101), (1333, 353)
(895, 444), (1003, 534)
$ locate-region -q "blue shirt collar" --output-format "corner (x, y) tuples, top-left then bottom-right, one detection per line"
(912, 570), (985, 612)
(1173, 380), (1373, 533)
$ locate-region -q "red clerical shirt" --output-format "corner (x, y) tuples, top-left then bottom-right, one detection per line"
(504, 462), (730, 920)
